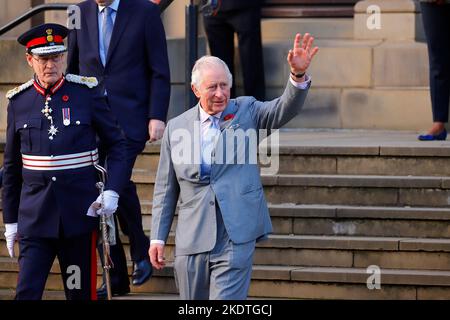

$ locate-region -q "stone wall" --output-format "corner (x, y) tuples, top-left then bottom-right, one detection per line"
(0, 0), (32, 38)
(0, 0), (435, 135)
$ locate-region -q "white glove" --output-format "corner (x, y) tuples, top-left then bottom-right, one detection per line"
(86, 190), (119, 217)
(4, 223), (18, 258)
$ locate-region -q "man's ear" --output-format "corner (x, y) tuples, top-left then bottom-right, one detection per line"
(25, 54), (33, 68)
(191, 84), (201, 98)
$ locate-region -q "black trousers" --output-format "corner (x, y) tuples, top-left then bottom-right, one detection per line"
(16, 231), (97, 300)
(420, 3), (450, 123)
(98, 138), (149, 287)
(203, 6), (266, 100)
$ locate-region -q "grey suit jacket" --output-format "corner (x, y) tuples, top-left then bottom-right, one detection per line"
(151, 80), (310, 256)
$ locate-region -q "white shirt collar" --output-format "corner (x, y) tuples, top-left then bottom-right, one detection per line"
(199, 104), (222, 124)
(98, 0), (120, 12)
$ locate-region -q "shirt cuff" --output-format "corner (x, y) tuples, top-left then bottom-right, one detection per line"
(151, 239), (165, 245)
(289, 74), (311, 90)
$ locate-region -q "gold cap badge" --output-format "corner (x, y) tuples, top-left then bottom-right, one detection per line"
(46, 29), (54, 42)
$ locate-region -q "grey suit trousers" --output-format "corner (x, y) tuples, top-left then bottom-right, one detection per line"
(174, 205), (256, 300)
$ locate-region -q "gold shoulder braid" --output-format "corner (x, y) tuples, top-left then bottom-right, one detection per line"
(6, 79), (34, 99)
(65, 74), (98, 88)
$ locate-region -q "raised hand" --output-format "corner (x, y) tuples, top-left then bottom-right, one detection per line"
(287, 33), (319, 76)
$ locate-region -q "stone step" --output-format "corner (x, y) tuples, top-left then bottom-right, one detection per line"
(266, 204), (450, 238)
(135, 202), (450, 238)
(1, 257), (450, 299)
(2, 232), (450, 271)
(134, 173), (450, 207)
(138, 133), (450, 158)
(0, 290), (179, 300)
(0, 289), (66, 300)
(133, 156), (450, 179)
(3, 203), (450, 239)
(0, 256), (178, 296)
(131, 157), (450, 179)
(134, 171), (450, 188)
(133, 137), (450, 177)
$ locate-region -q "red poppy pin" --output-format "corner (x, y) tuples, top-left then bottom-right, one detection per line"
(223, 114), (235, 121)
(62, 95), (69, 102)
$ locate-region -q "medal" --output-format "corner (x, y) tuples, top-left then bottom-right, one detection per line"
(62, 108), (71, 126)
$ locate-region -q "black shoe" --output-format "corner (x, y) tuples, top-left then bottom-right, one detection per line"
(96, 283), (130, 300)
(131, 259), (153, 286)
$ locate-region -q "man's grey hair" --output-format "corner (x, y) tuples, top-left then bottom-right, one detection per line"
(191, 55), (233, 89)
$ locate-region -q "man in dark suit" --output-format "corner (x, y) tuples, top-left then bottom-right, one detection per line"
(2, 23), (127, 300)
(203, 0), (265, 100)
(67, 0), (171, 298)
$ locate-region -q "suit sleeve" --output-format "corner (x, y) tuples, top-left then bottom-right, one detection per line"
(66, 27), (80, 75)
(91, 94), (128, 194)
(248, 79), (310, 130)
(151, 121), (179, 242)
(2, 101), (23, 224)
(145, 5), (171, 122)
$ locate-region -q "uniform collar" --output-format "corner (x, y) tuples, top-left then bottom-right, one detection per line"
(33, 75), (65, 96)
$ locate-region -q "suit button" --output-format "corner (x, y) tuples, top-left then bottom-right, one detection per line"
(209, 201), (214, 206)
(76, 120), (80, 125)
(23, 124), (27, 128)
(51, 177), (56, 181)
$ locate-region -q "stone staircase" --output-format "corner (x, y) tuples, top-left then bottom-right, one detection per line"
(1, 130), (450, 300)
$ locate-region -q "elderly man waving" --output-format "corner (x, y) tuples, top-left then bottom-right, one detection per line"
(149, 33), (318, 300)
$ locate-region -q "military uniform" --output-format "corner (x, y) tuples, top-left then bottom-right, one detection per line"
(1, 23), (127, 300)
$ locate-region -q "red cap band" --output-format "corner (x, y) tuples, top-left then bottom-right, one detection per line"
(26, 35), (63, 49)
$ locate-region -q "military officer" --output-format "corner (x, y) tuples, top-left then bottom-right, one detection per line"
(1, 23), (128, 300)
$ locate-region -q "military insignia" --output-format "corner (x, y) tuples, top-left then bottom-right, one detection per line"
(62, 108), (71, 126)
(46, 29), (54, 42)
(62, 95), (69, 102)
(48, 125), (58, 140)
(6, 79), (34, 99)
(65, 74), (98, 88)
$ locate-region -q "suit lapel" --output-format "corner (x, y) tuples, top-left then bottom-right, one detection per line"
(85, 1), (102, 68)
(106, 0), (135, 65)
(219, 100), (238, 131)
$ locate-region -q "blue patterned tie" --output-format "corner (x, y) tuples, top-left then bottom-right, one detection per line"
(201, 116), (220, 178)
(102, 7), (113, 64)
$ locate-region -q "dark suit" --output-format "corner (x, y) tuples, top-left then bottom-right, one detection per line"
(420, 2), (450, 123)
(203, 0), (265, 100)
(67, 0), (171, 289)
(2, 76), (127, 300)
